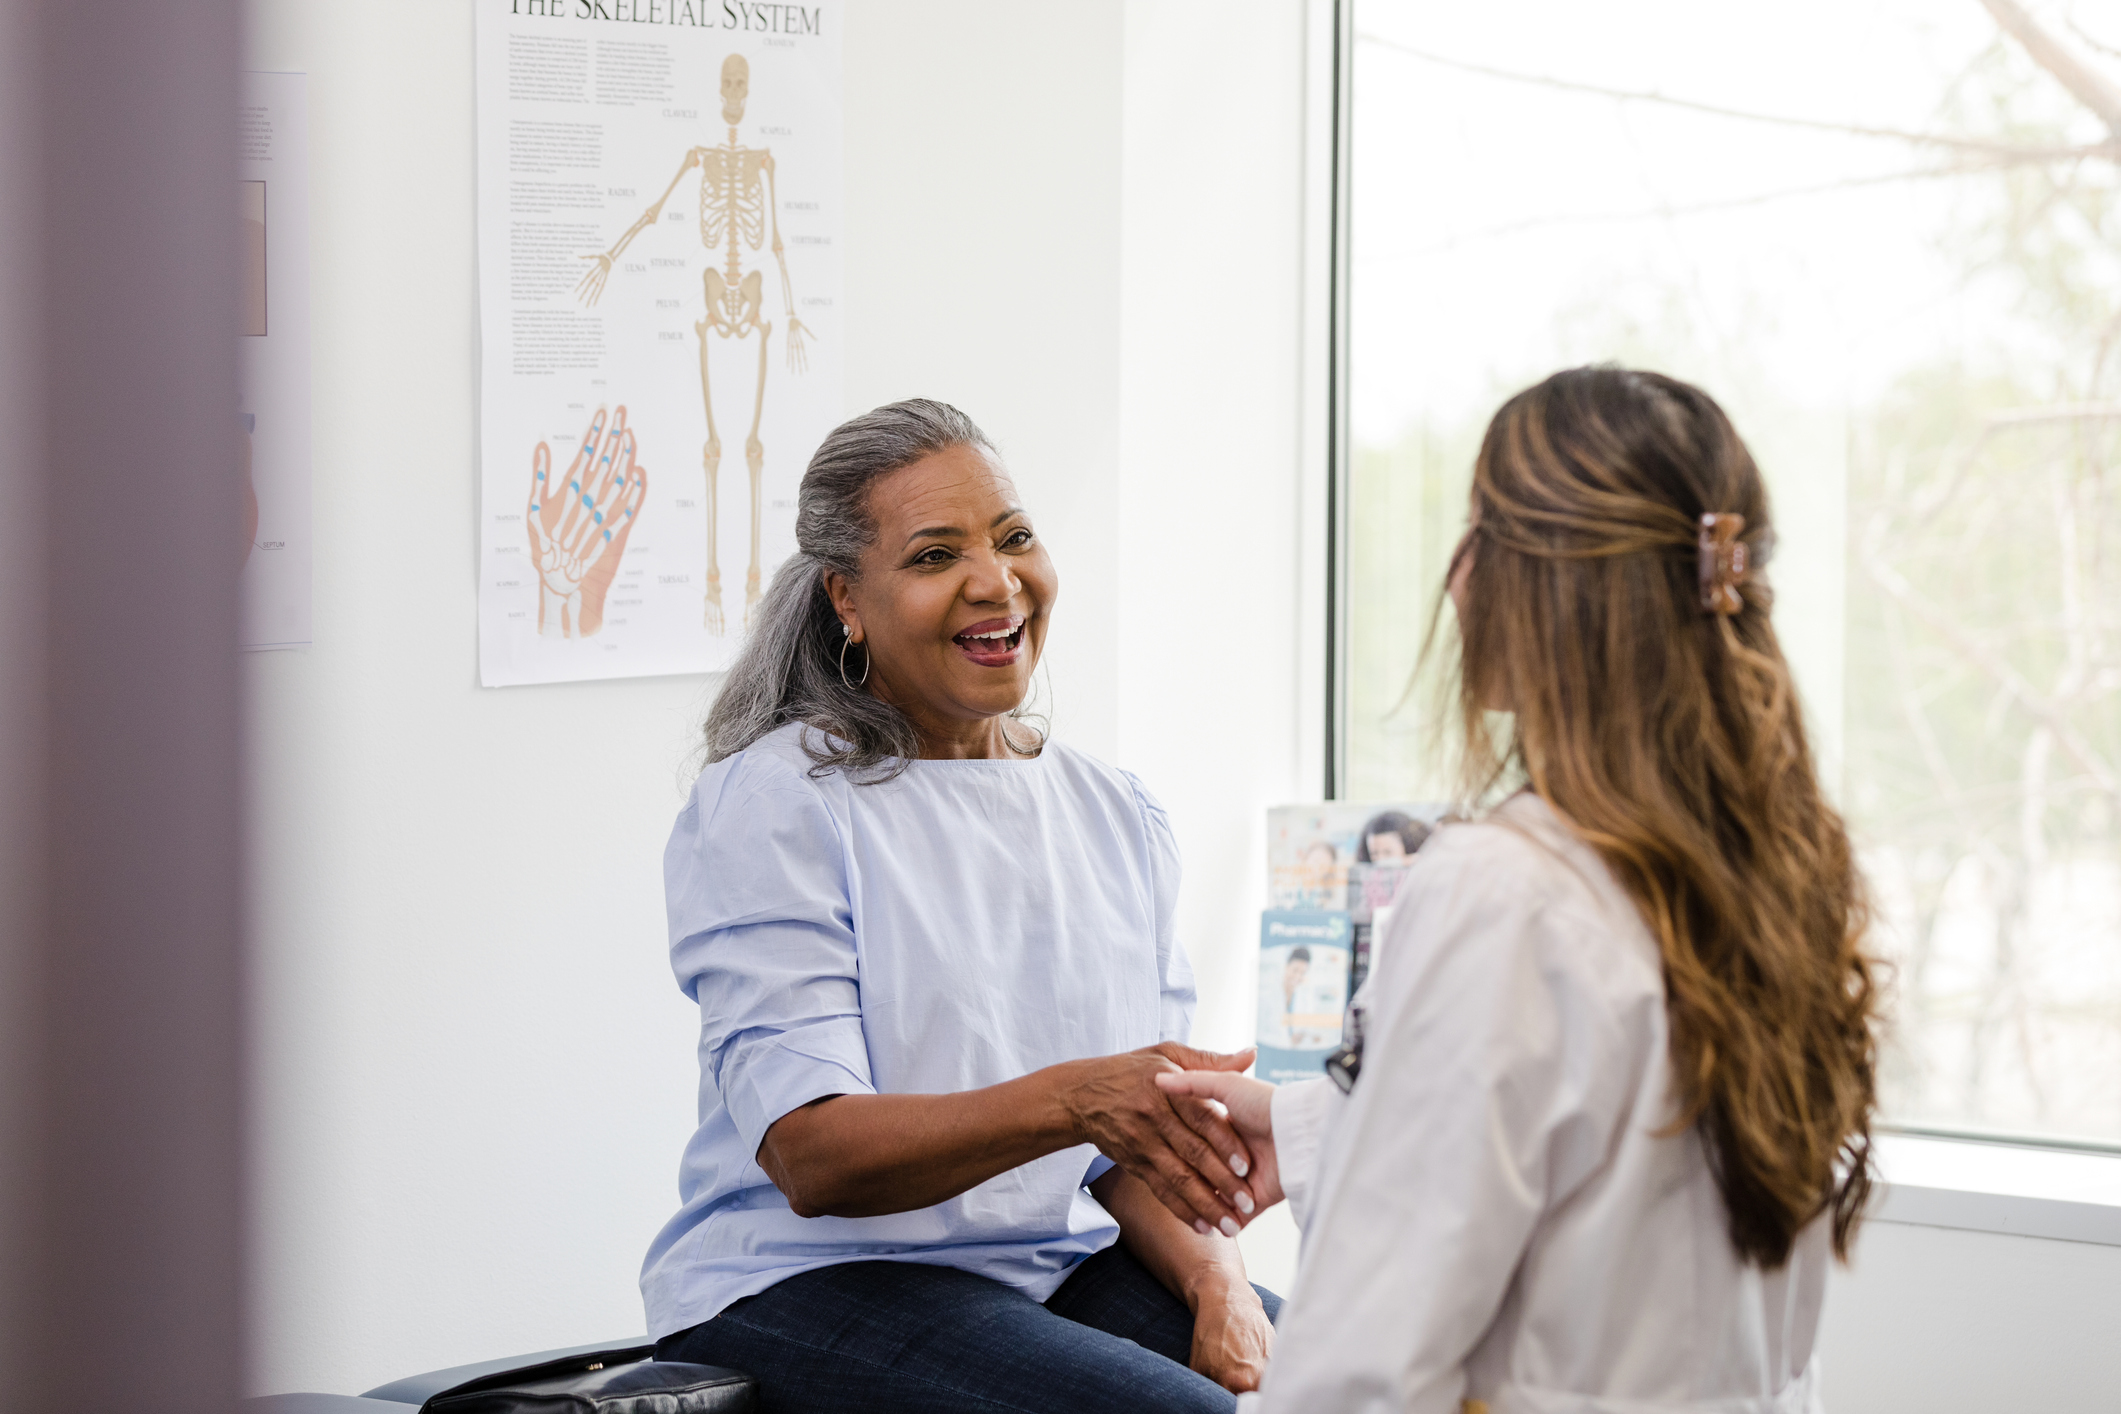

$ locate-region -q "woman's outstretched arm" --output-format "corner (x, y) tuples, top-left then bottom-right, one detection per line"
(1091, 1166), (1272, 1394)
(757, 1042), (1264, 1234)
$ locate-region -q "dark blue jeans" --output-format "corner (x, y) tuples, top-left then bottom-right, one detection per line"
(655, 1244), (1283, 1414)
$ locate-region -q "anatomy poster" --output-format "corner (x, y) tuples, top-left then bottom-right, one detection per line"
(238, 70), (313, 650)
(475, 1), (844, 686)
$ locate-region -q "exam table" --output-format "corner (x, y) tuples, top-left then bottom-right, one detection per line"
(244, 1337), (754, 1411)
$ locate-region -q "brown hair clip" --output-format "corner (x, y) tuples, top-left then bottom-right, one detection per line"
(1698, 513), (1748, 615)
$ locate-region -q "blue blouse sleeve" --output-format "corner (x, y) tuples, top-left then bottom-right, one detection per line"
(1077, 771), (1193, 1192)
(1124, 770), (1195, 1045)
(665, 753), (876, 1160)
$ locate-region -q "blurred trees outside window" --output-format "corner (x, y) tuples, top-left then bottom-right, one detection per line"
(1346, 0), (2121, 1145)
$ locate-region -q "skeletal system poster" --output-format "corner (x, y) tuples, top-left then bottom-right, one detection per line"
(475, 1), (843, 686)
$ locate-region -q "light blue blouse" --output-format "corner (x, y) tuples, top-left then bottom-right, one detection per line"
(639, 722), (1194, 1339)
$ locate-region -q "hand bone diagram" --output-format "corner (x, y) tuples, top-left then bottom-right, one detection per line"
(526, 406), (649, 640)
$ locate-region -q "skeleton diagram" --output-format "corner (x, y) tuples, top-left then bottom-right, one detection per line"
(576, 53), (810, 635)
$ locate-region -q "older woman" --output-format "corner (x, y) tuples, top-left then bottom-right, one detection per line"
(644, 400), (1280, 1412)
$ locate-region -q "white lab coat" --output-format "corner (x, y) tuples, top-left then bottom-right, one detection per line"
(1242, 793), (1828, 1414)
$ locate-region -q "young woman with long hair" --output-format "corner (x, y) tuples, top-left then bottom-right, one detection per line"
(1164, 366), (1884, 1413)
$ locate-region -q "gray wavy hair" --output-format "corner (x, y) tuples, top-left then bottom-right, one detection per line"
(701, 398), (1047, 780)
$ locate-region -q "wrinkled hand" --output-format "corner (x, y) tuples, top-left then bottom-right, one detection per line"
(1156, 1069), (1284, 1212)
(1190, 1279), (1273, 1395)
(1055, 1043), (1261, 1235)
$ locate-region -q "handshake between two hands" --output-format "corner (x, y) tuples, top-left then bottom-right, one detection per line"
(1061, 1043), (1284, 1238)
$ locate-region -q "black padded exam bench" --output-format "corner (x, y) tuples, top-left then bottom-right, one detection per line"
(245, 1338), (755, 1412)
(245, 1398), (415, 1413)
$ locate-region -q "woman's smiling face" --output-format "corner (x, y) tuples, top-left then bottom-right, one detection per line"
(824, 442), (1057, 751)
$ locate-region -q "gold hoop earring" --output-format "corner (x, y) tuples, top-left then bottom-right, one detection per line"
(839, 625), (870, 690)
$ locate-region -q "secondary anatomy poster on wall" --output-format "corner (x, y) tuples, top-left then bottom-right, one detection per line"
(475, 1), (844, 687)
(239, 70), (313, 650)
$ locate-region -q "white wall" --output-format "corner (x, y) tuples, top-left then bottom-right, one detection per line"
(1115, 0), (1316, 1297)
(243, 0), (1308, 1397)
(1820, 1220), (2121, 1410)
(1116, 1), (1312, 1050)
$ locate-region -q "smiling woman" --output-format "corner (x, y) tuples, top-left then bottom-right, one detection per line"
(650, 400), (1283, 1413)
(820, 438), (1052, 759)
(703, 401), (1053, 776)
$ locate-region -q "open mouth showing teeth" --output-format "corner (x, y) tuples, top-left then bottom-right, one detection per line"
(953, 622), (1025, 655)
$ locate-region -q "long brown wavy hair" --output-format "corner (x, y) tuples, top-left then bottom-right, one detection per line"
(1445, 366), (1882, 1267)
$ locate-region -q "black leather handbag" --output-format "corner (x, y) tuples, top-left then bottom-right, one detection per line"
(418, 1345), (756, 1413)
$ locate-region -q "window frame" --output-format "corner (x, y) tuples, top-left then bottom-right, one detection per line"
(1321, 0), (1354, 803)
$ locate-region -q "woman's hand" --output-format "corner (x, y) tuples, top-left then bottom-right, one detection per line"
(1055, 1043), (1262, 1235)
(1092, 1166), (1273, 1395)
(1188, 1276), (1274, 1395)
(1155, 1069), (1284, 1211)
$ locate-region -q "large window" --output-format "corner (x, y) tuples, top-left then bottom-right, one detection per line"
(1340, 0), (2121, 1146)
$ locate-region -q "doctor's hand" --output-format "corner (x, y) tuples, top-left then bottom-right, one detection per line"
(1156, 1069), (1284, 1211)
(1052, 1043), (1263, 1236)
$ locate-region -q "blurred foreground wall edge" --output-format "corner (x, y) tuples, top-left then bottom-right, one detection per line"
(0, 3), (247, 1411)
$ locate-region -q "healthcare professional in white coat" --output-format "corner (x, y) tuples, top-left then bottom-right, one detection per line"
(1166, 367), (1885, 1414)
